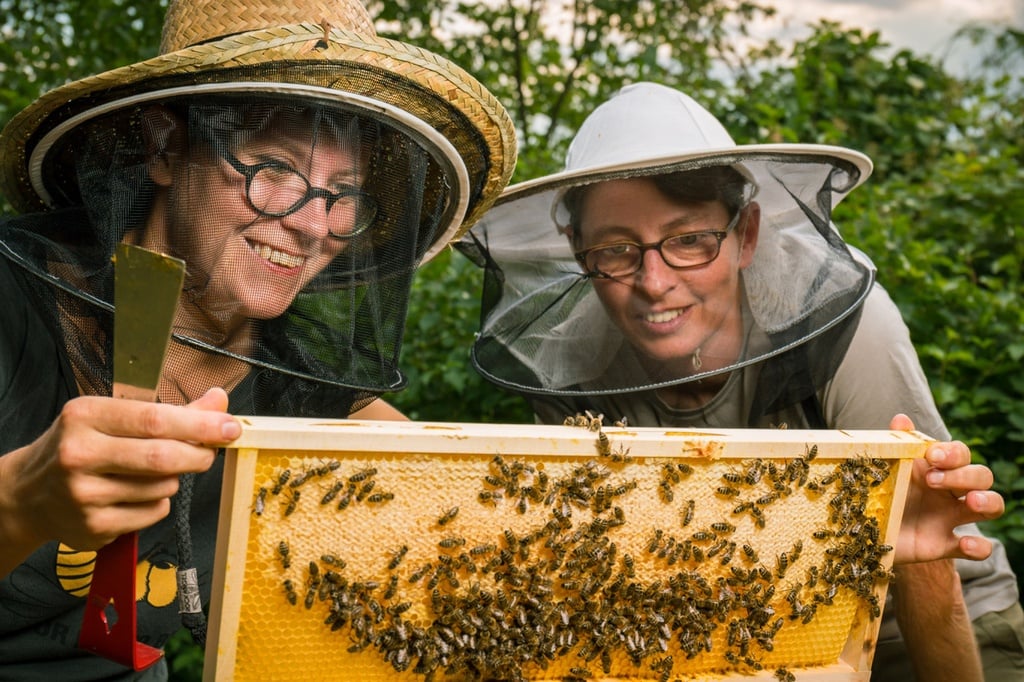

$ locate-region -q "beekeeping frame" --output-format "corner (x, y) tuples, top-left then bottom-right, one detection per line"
(204, 417), (926, 681)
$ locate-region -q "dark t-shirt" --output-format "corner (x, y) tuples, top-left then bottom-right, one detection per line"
(0, 256), (224, 681)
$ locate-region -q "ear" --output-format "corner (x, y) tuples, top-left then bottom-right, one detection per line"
(141, 105), (183, 187)
(737, 202), (760, 269)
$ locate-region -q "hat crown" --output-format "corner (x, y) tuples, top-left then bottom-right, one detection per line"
(564, 82), (737, 173)
(160, 0), (376, 52)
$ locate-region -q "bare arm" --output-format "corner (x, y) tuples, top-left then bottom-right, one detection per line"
(349, 399), (409, 421)
(0, 388), (241, 578)
(893, 559), (983, 682)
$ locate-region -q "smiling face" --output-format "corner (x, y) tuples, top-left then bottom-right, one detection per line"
(145, 107), (366, 324)
(574, 175), (759, 377)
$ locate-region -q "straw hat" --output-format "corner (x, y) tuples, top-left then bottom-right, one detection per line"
(0, 0), (517, 244)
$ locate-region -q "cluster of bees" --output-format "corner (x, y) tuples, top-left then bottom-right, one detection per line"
(252, 461), (395, 519)
(254, 416), (894, 681)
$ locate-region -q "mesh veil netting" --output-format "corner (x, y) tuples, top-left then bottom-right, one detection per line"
(460, 154), (876, 420)
(0, 91), (461, 417)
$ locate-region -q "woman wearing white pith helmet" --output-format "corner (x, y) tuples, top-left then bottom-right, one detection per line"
(463, 81), (1022, 682)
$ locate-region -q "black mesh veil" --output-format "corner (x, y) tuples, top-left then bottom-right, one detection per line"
(0, 84), (469, 416)
(458, 83), (875, 421)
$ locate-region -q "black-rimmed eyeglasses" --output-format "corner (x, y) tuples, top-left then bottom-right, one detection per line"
(217, 147), (377, 239)
(574, 208), (745, 279)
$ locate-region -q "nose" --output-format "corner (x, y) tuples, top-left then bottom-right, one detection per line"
(632, 248), (677, 298)
(279, 195), (333, 241)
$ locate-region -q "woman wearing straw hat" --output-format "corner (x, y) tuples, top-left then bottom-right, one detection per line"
(464, 82), (1022, 681)
(0, 0), (514, 677)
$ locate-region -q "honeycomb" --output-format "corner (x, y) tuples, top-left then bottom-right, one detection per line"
(206, 419), (922, 682)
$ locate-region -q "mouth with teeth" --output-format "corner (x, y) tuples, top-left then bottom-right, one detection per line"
(644, 308), (684, 324)
(249, 240), (305, 269)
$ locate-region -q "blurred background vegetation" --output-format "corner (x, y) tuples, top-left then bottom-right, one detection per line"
(2, 1), (1020, 679)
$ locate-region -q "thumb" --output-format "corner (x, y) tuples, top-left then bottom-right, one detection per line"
(889, 413), (915, 432)
(187, 386), (231, 413)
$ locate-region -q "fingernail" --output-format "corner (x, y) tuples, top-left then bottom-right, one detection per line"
(926, 470), (945, 486)
(222, 420), (242, 440)
(929, 446), (947, 464)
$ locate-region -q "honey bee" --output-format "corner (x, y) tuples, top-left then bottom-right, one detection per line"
(277, 540), (291, 569)
(610, 444), (633, 463)
(681, 499), (695, 527)
(283, 578), (298, 605)
(366, 492), (394, 503)
(596, 432), (611, 457)
(647, 529), (663, 553)
(408, 562), (432, 583)
(478, 490), (502, 504)
(774, 667), (796, 682)
(321, 554), (346, 568)
(439, 536), (466, 549)
(320, 480), (344, 505)
(388, 545), (409, 570)
(716, 486), (740, 498)
(492, 455), (512, 478)
(289, 468), (314, 489)
(349, 467), (377, 483)
(776, 551), (789, 578)
(252, 486), (267, 516)
(284, 489), (300, 516)
(271, 469), (291, 495)
(719, 541), (736, 565)
(336, 485), (354, 510)
(314, 459), (341, 476)
(706, 540), (727, 558)
(806, 565), (820, 588)
(437, 506), (459, 526)
(355, 479), (376, 501)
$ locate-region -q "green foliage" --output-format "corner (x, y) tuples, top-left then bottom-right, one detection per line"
(390, 249), (533, 423)
(0, 0), (167, 128)
(723, 20), (964, 180)
(370, 0), (773, 181)
(165, 628), (203, 682)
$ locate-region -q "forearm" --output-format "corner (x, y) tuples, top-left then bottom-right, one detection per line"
(0, 447), (47, 578)
(891, 559), (982, 682)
